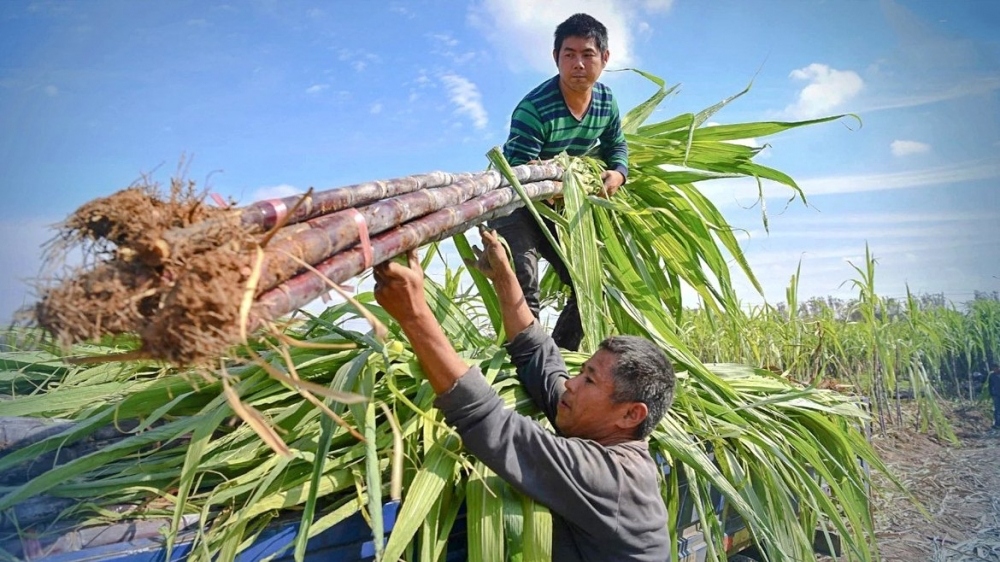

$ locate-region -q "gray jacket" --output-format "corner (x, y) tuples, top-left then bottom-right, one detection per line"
(435, 322), (669, 561)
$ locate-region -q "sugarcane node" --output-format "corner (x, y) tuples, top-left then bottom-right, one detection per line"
(258, 187), (315, 249)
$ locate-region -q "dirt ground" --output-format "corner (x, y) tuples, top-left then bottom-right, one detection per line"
(865, 401), (1000, 562)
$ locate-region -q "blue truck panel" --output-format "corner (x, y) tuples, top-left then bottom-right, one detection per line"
(27, 503), (401, 562)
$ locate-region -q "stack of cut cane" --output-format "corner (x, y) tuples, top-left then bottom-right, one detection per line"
(33, 158), (566, 365)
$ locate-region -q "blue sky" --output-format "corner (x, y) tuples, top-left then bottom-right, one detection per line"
(2, 0), (999, 324)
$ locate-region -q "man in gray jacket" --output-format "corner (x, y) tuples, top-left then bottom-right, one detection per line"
(373, 227), (675, 561)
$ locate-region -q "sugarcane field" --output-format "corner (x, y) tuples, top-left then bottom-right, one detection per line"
(2, 3), (998, 562)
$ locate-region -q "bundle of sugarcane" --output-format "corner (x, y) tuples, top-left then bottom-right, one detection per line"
(31, 154), (566, 365)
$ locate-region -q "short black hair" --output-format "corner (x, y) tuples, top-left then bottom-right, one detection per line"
(600, 336), (675, 439)
(554, 13), (609, 54)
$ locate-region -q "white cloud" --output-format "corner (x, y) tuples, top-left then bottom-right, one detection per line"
(389, 2), (414, 18)
(440, 73), (489, 129)
(773, 210), (1000, 227)
(890, 139), (930, 157)
(305, 84), (328, 94)
(469, 0), (646, 73)
(337, 49), (380, 72)
(797, 161), (998, 196)
(186, 18), (208, 27)
(749, 224), (988, 242)
(863, 76), (1000, 113)
(370, 102), (382, 114)
(427, 32), (478, 65)
(697, 159), (1000, 203)
(429, 33), (459, 48)
(731, 234), (1000, 305)
(43, 85), (58, 97)
(711, 181), (1000, 305)
(452, 52), (477, 64)
(644, 0), (674, 13)
(783, 64), (863, 119)
(250, 184), (304, 201)
(853, 2), (1000, 116)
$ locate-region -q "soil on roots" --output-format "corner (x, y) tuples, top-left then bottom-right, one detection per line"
(32, 178), (257, 365)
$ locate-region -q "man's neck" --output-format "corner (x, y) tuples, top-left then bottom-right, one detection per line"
(598, 435), (640, 447)
(558, 80), (592, 120)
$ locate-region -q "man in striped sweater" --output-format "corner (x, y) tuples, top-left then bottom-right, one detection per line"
(490, 13), (628, 351)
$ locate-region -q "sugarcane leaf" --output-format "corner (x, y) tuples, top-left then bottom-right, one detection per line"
(347, 359), (384, 560)
(467, 463), (505, 562)
(0, 381), (147, 417)
(485, 147), (570, 272)
(690, 114), (859, 142)
(0, 414), (204, 511)
(558, 156), (608, 351)
(518, 489), (552, 562)
(453, 231), (502, 339)
(166, 395), (237, 557)
(619, 68), (678, 134)
(381, 434), (460, 561)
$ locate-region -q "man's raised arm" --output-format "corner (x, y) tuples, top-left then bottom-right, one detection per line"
(465, 227), (535, 342)
(373, 250), (468, 394)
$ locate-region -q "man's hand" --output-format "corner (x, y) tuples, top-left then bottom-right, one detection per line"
(466, 226), (535, 341)
(373, 249), (428, 324)
(374, 248), (470, 395)
(599, 169), (625, 198)
(464, 226), (511, 281)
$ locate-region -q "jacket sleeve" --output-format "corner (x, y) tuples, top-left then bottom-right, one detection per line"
(434, 368), (624, 535)
(504, 322), (568, 426)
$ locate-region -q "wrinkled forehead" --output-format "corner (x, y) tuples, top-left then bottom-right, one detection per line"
(582, 348), (618, 381)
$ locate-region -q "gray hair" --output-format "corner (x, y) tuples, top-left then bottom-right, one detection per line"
(599, 336), (675, 438)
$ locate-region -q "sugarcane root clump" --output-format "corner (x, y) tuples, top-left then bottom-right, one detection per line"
(33, 178), (254, 365)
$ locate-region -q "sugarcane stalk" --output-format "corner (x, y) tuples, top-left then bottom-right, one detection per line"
(246, 161), (561, 230)
(253, 179), (562, 320)
(151, 172), (464, 255)
(255, 164), (564, 294)
(153, 163), (563, 263)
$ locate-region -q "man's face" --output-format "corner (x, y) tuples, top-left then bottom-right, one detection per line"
(553, 35), (609, 94)
(555, 348), (634, 441)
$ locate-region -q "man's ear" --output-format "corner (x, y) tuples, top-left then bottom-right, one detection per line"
(618, 402), (648, 431)
(553, 49), (559, 65)
(602, 50), (610, 65)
